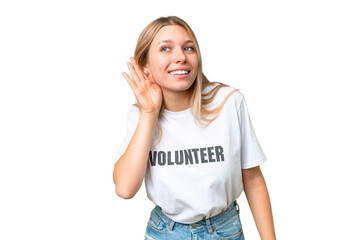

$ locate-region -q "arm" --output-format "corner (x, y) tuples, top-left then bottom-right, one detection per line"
(242, 166), (276, 240)
(113, 112), (157, 199)
(113, 57), (162, 199)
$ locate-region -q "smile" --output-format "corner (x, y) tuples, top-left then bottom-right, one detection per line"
(169, 70), (190, 75)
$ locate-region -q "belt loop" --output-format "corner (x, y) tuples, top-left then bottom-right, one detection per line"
(235, 200), (240, 212)
(205, 218), (215, 235)
(168, 220), (175, 231)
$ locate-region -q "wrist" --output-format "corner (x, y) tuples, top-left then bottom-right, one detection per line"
(139, 111), (159, 123)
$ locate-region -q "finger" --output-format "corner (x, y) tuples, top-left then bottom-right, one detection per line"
(130, 57), (146, 80)
(130, 57), (147, 90)
(122, 72), (140, 96)
(147, 72), (161, 91)
(148, 71), (157, 85)
(143, 72), (151, 89)
(126, 62), (142, 89)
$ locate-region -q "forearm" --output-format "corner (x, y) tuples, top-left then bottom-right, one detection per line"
(243, 167), (276, 240)
(113, 112), (157, 199)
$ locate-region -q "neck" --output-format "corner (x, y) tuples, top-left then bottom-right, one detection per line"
(162, 89), (191, 112)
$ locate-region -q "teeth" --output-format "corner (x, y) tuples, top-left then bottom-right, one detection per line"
(170, 70), (189, 75)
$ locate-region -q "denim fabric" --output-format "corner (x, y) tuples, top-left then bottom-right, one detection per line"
(144, 201), (244, 240)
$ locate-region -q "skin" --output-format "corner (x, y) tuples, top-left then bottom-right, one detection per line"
(114, 25), (199, 200)
(143, 25), (198, 112)
(123, 59), (162, 115)
(243, 166), (276, 239)
(117, 25), (276, 239)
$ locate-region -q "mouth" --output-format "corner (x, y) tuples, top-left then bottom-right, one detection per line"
(168, 69), (191, 75)
(168, 69), (191, 79)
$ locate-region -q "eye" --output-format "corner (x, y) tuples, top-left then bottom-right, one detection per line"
(161, 47), (170, 52)
(184, 47), (194, 52)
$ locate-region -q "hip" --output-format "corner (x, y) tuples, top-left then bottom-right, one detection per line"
(145, 200), (244, 240)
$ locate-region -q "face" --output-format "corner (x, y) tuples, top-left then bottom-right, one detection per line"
(145, 25), (199, 96)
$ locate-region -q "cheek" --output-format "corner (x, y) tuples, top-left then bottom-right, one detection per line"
(151, 59), (169, 77)
(189, 55), (199, 67)
(156, 57), (169, 70)
(191, 59), (199, 74)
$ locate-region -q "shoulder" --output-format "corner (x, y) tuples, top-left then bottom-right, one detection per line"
(205, 83), (245, 109)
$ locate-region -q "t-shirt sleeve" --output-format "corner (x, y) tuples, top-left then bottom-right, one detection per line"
(237, 93), (268, 169)
(114, 105), (140, 163)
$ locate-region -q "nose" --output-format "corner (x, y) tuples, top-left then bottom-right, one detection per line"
(173, 47), (186, 63)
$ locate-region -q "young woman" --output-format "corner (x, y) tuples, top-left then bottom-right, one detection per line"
(113, 16), (276, 240)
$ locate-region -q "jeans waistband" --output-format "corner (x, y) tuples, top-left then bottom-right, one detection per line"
(152, 200), (239, 230)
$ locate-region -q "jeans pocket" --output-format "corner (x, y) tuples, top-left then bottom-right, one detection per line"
(147, 211), (168, 233)
(212, 214), (243, 240)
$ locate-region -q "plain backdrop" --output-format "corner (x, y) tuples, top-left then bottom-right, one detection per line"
(0, 0), (359, 239)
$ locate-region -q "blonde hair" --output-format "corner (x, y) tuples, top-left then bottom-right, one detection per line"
(133, 16), (240, 149)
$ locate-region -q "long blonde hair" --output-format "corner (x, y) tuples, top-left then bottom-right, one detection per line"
(133, 16), (239, 149)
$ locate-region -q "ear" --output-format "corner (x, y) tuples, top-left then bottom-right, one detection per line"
(143, 65), (149, 76)
(143, 65), (156, 83)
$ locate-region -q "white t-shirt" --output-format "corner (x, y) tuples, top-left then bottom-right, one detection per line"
(115, 84), (267, 224)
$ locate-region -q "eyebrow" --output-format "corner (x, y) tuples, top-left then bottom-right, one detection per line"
(156, 39), (194, 46)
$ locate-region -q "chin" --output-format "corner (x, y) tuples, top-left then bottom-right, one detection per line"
(175, 81), (196, 90)
(162, 83), (194, 93)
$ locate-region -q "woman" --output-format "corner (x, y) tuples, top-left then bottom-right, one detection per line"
(113, 16), (276, 240)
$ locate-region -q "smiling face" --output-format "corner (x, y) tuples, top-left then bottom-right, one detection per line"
(145, 25), (199, 97)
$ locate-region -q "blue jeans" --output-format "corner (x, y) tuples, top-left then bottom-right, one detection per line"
(144, 201), (244, 240)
